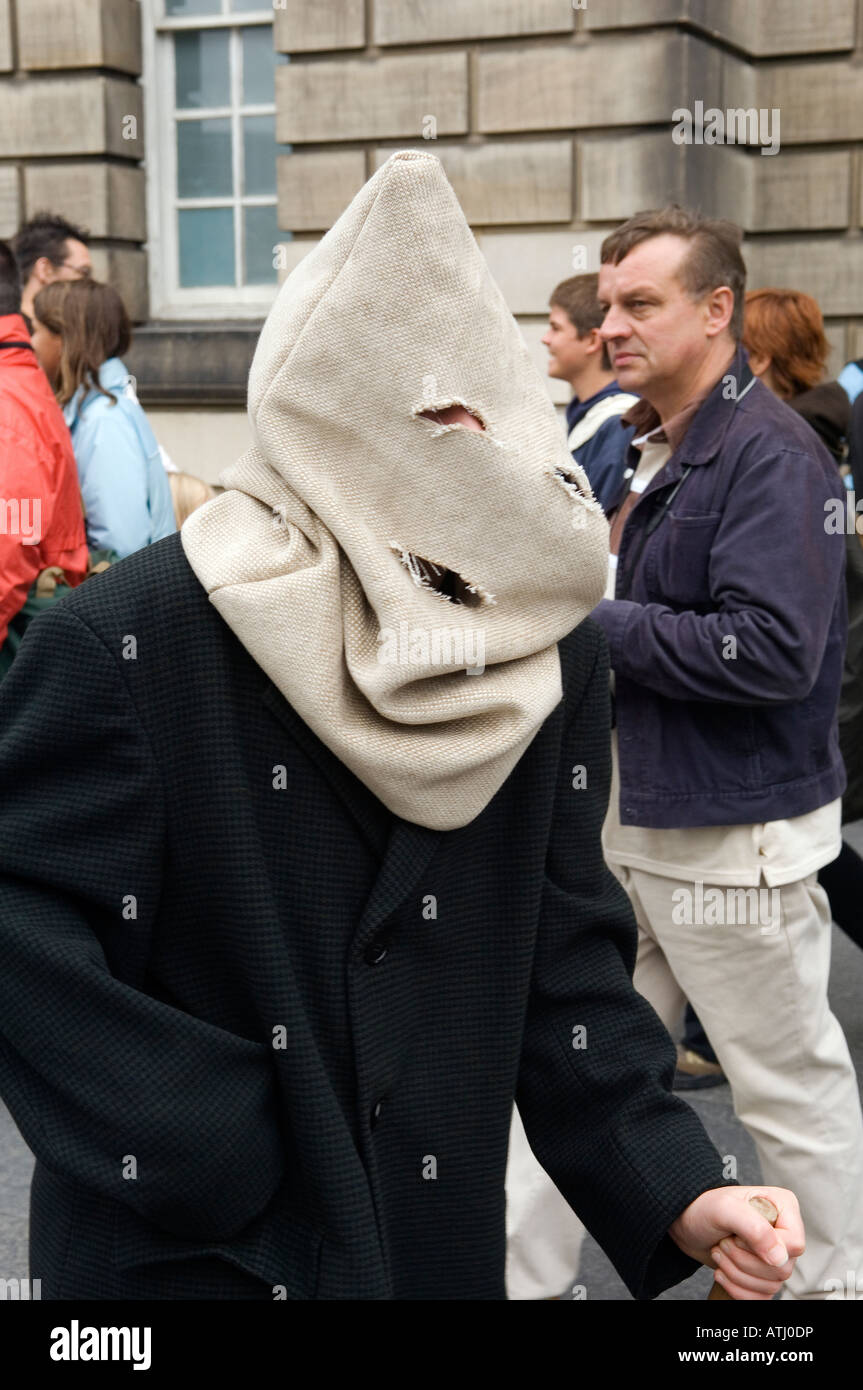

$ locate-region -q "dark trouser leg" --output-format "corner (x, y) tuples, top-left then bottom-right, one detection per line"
(682, 1000), (720, 1064)
(819, 839), (863, 949)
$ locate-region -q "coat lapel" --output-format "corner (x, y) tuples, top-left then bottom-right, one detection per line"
(357, 818), (442, 941)
(260, 678), (443, 924)
(260, 678), (387, 855)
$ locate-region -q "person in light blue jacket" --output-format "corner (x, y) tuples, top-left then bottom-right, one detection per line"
(31, 279), (176, 559)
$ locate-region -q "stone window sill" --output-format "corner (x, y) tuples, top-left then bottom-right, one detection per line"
(125, 321), (263, 407)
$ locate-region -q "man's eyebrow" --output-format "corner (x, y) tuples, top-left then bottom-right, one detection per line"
(597, 284), (660, 310)
(619, 285), (660, 300)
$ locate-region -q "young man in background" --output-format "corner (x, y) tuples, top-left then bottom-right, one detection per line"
(543, 272), (637, 511)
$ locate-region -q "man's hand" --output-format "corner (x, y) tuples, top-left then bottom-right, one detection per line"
(668, 1187), (804, 1300)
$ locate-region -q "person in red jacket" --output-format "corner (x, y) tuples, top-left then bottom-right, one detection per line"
(0, 239), (88, 666)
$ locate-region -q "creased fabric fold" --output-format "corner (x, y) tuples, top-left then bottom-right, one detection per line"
(182, 151), (609, 829)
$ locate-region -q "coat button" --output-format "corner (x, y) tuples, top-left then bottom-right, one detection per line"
(370, 1100), (383, 1127)
(363, 936), (389, 965)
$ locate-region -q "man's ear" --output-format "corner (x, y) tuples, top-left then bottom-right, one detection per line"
(33, 256), (56, 286)
(585, 326), (605, 357)
(704, 285), (735, 339)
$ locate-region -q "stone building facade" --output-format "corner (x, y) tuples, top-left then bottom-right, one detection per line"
(1, 0), (862, 474)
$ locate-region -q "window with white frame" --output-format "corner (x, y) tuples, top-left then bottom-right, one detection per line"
(144, 0), (290, 318)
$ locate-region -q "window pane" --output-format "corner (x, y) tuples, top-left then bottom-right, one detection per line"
(179, 208), (235, 287)
(230, 0), (270, 11)
(177, 118), (233, 197)
(175, 30), (230, 110)
(244, 205), (279, 285)
(243, 114), (275, 195)
(166, 0), (221, 14)
(241, 26), (275, 105)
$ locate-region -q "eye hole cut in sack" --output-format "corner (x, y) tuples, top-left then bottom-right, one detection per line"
(389, 543), (495, 609)
(550, 465), (592, 501)
(414, 402), (488, 435)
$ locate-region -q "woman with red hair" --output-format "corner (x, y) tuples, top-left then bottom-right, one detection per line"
(743, 288), (850, 460)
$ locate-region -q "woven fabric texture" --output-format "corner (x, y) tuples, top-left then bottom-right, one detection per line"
(181, 151), (609, 830)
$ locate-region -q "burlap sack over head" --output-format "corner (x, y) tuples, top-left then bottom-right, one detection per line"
(181, 151), (609, 830)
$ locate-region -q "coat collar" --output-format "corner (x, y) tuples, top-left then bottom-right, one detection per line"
(565, 379), (629, 432)
(623, 345), (755, 470)
(674, 345), (756, 465)
(619, 346), (756, 504)
(0, 313), (36, 364)
(260, 678), (442, 936)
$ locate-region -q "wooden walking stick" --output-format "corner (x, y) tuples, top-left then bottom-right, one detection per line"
(707, 1194), (780, 1301)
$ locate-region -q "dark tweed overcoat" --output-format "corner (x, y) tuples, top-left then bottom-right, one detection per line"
(0, 532), (732, 1300)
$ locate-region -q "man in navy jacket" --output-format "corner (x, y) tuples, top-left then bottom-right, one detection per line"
(592, 205), (862, 1300)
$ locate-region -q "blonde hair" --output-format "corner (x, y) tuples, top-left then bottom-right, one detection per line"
(169, 472), (215, 528)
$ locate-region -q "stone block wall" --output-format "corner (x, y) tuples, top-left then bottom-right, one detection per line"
(274, 0), (863, 396)
(0, 0), (145, 318)
(0, 1), (860, 401)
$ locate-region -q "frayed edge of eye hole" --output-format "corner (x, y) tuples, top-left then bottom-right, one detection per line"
(549, 465), (602, 511)
(412, 399), (490, 435)
(389, 542), (497, 609)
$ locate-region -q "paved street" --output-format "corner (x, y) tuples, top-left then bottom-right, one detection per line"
(2, 824), (862, 1298)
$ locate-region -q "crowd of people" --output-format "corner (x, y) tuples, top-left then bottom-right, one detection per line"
(0, 214), (216, 675)
(0, 154), (859, 1302)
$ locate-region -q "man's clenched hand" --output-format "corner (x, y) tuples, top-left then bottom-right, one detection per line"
(669, 1187), (805, 1300)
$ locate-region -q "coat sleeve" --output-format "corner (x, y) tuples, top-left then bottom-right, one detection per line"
(592, 444), (845, 703)
(0, 602), (285, 1242)
(515, 625), (736, 1300)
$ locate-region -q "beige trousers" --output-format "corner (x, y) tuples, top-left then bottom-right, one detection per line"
(505, 865), (863, 1300)
(505, 1103), (586, 1300)
(614, 862), (863, 1301)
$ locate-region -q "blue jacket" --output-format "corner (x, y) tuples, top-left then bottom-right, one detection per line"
(64, 358), (176, 558)
(838, 358), (863, 405)
(591, 348), (847, 829)
(565, 383), (637, 512)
